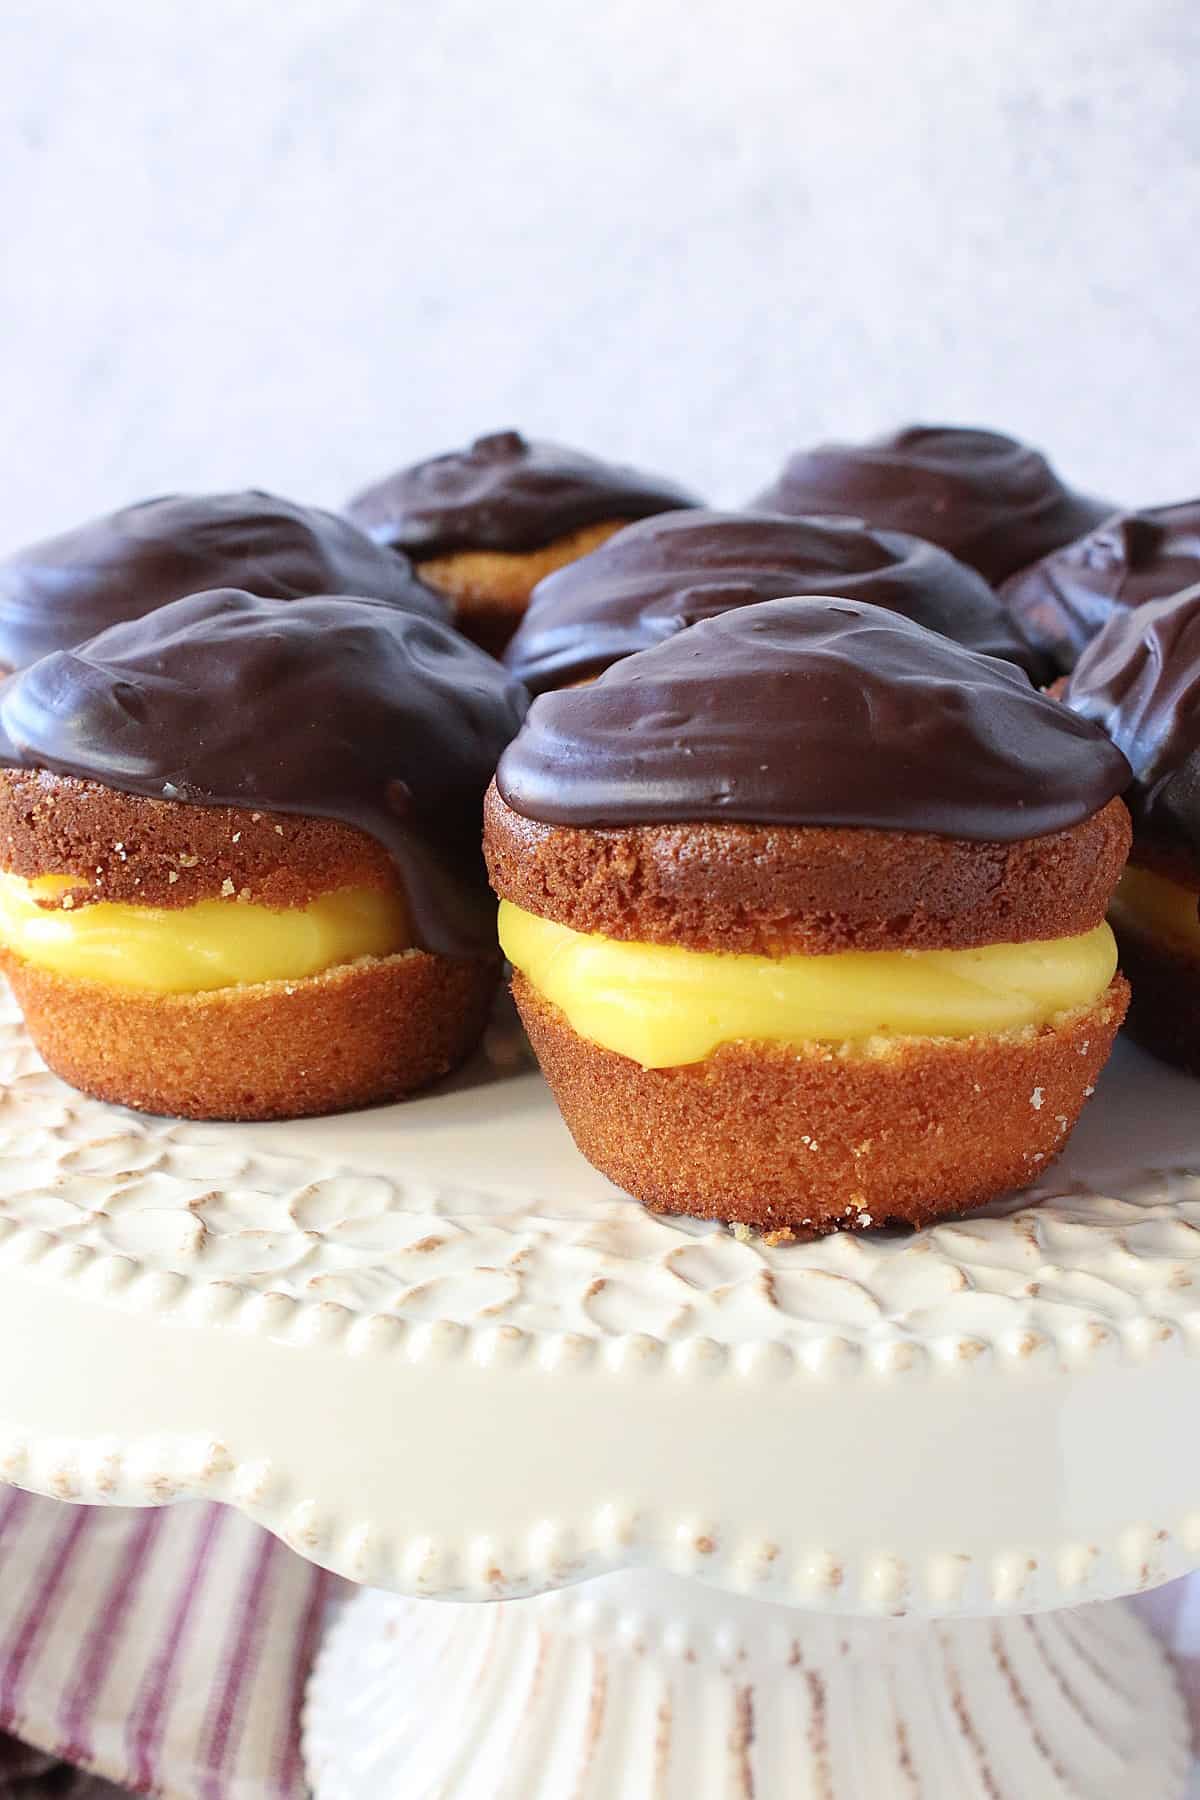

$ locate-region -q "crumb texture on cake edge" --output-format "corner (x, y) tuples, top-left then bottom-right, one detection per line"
(1, 945), (499, 1121)
(484, 784), (1132, 955)
(512, 972), (1129, 1235)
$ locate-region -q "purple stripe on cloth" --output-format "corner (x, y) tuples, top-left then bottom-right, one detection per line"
(0, 1490), (31, 1544)
(56, 1509), (166, 1767)
(276, 1567), (334, 1798)
(0, 1494), (335, 1798)
(124, 1505), (226, 1790)
(197, 1529), (279, 1798)
(0, 1507), (91, 1733)
(1132, 1580), (1200, 1757)
(1132, 1581), (1191, 1645)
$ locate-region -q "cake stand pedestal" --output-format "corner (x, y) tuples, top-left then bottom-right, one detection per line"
(307, 1575), (1185, 1799)
(0, 996), (1194, 1796)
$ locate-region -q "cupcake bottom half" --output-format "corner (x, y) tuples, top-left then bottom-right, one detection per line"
(3, 948), (497, 1122)
(1109, 864), (1200, 1077)
(417, 520), (628, 657)
(1114, 927), (1200, 1076)
(487, 792), (1133, 1236)
(0, 775), (500, 1123)
(514, 973), (1128, 1235)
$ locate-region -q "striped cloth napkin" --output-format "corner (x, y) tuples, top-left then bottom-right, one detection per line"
(0, 1492), (335, 1798)
(0, 1490), (1193, 1797)
(1132, 1584), (1200, 1798)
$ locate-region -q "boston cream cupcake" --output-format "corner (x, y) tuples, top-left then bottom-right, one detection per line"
(752, 426), (1112, 586)
(345, 430), (699, 656)
(0, 589), (527, 1120)
(1060, 585), (1200, 1074)
(1002, 500), (1200, 675)
(503, 508), (1049, 693)
(0, 490), (447, 673)
(486, 599), (1131, 1235)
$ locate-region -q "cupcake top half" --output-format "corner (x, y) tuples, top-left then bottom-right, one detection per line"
(0, 490), (447, 673)
(0, 588), (528, 958)
(346, 429), (699, 556)
(1060, 583), (1200, 880)
(752, 425), (1113, 586)
(1058, 582), (1200, 1079)
(496, 596), (1129, 845)
(503, 508), (1050, 693)
(1002, 500), (1200, 675)
(346, 430), (702, 660)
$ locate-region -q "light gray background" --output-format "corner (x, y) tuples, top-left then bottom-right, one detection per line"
(1, 0), (1197, 548)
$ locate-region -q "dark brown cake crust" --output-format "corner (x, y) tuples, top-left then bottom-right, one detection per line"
(485, 785), (1131, 955)
(417, 520), (631, 656)
(1111, 920), (1200, 1077)
(514, 974), (1129, 1234)
(5, 948), (498, 1121)
(0, 770), (399, 911)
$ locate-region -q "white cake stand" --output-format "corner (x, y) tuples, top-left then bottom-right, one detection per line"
(0, 989), (1195, 1797)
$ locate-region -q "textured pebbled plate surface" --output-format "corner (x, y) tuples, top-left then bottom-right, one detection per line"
(0, 988), (1196, 1614)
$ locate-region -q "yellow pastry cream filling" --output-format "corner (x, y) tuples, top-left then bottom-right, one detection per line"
(499, 900), (1118, 1070)
(0, 873), (409, 994)
(1109, 864), (1200, 957)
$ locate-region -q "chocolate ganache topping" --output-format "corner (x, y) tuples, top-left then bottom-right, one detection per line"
(752, 426), (1113, 586)
(0, 590), (529, 957)
(503, 509), (1048, 693)
(1060, 584), (1200, 868)
(345, 430), (700, 557)
(497, 597), (1129, 839)
(1001, 500), (1200, 675)
(0, 491), (448, 674)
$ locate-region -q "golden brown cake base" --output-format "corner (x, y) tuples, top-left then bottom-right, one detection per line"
(1112, 921), (1200, 1077)
(418, 520), (629, 657)
(4, 949), (499, 1121)
(512, 974), (1129, 1236)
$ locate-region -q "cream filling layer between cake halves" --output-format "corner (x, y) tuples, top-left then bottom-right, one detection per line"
(500, 899), (1118, 1069)
(0, 874), (409, 993)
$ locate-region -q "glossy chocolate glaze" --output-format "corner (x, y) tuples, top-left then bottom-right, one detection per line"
(345, 430), (700, 556)
(1060, 583), (1200, 866)
(0, 589), (529, 957)
(752, 426), (1113, 585)
(497, 597), (1129, 839)
(503, 509), (1049, 693)
(0, 491), (448, 672)
(1002, 500), (1200, 674)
